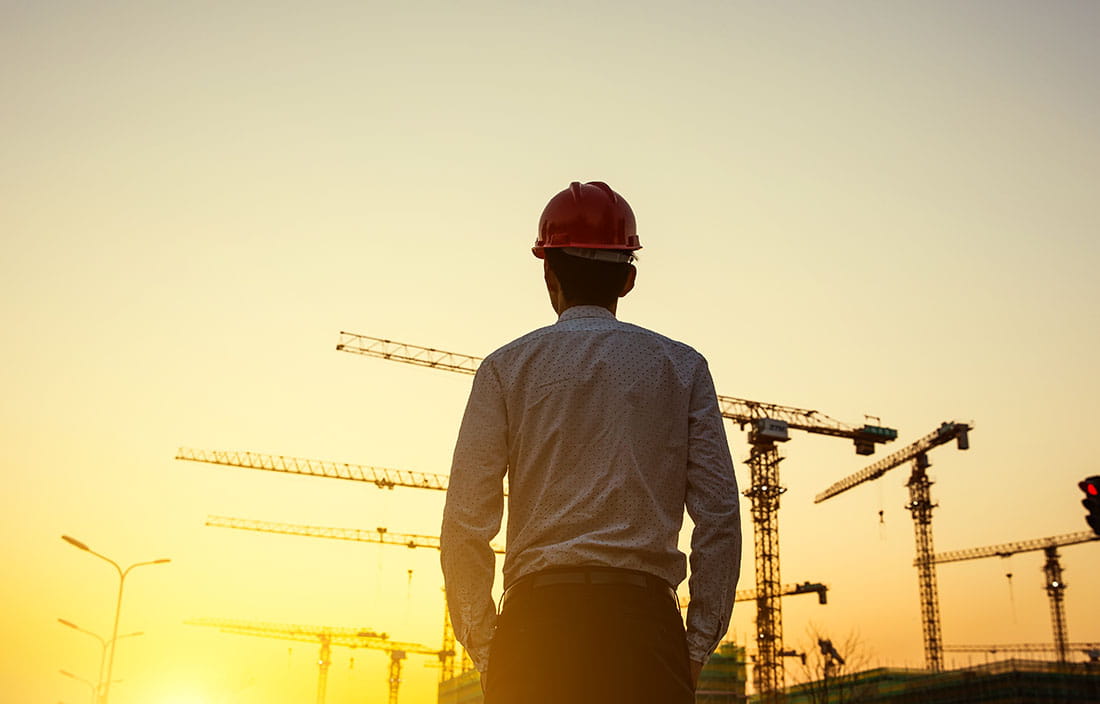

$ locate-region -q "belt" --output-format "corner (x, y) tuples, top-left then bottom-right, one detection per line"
(501, 567), (677, 611)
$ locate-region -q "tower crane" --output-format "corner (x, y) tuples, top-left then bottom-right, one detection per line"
(336, 331), (897, 700)
(186, 618), (446, 704)
(927, 531), (1098, 663)
(814, 421), (973, 672)
(204, 515), (492, 677)
(174, 449), (491, 677)
(186, 619), (387, 704)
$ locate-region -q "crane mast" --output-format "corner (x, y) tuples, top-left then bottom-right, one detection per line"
(928, 531), (1098, 663)
(908, 454), (942, 673)
(746, 437), (784, 697)
(1044, 547), (1068, 663)
(337, 331), (896, 700)
(815, 421), (972, 672)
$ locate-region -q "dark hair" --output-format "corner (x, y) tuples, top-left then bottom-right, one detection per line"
(544, 248), (633, 307)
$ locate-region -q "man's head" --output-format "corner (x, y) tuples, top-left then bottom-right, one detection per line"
(534, 181), (641, 313)
(543, 248), (636, 312)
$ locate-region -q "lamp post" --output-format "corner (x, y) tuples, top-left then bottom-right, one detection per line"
(59, 670), (97, 704)
(58, 618), (143, 699)
(61, 535), (169, 704)
(60, 670), (122, 704)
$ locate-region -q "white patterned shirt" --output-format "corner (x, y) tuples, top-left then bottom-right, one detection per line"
(440, 305), (741, 671)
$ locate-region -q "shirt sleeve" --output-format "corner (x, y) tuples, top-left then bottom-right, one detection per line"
(440, 361), (509, 672)
(684, 357), (742, 664)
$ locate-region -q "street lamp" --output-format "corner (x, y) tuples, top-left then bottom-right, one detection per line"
(58, 618), (142, 699)
(60, 670), (122, 704)
(61, 535), (169, 704)
(59, 669), (97, 704)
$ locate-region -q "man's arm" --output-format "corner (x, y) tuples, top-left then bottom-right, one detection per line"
(683, 358), (742, 665)
(440, 361), (509, 672)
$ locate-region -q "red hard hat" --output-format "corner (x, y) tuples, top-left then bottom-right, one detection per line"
(533, 181), (640, 258)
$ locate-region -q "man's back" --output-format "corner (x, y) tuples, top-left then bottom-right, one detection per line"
(442, 305), (739, 673)
(473, 305), (716, 588)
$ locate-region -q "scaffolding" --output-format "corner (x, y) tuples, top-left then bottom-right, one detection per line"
(781, 659), (1100, 704)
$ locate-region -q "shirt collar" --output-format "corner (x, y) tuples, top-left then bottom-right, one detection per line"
(557, 305), (617, 323)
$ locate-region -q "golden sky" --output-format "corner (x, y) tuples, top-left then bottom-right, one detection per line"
(3, 2), (1099, 703)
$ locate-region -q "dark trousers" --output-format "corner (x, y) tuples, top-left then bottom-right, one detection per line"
(484, 568), (695, 704)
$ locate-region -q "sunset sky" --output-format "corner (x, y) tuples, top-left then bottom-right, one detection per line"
(3, 2), (1099, 703)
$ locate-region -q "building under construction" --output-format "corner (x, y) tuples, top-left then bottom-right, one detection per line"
(782, 659), (1100, 704)
(437, 640), (748, 704)
(437, 669), (481, 704)
(696, 642), (750, 703)
(439, 656), (1099, 704)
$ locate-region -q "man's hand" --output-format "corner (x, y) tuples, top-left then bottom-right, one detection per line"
(690, 660), (704, 689)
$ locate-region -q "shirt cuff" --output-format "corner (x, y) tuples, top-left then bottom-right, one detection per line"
(469, 644), (491, 673)
(686, 632), (719, 665)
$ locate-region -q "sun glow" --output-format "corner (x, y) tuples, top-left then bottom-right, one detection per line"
(158, 693), (208, 704)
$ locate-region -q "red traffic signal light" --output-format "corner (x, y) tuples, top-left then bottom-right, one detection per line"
(1081, 476), (1100, 536)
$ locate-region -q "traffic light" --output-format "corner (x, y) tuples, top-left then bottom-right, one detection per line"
(1080, 475), (1100, 536)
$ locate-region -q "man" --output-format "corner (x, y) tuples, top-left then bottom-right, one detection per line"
(440, 181), (741, 703)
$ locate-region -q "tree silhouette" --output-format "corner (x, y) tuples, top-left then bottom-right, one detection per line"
(790, 626), (874, 704)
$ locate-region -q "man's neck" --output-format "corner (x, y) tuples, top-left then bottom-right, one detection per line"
(557, 301), (617, 316)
